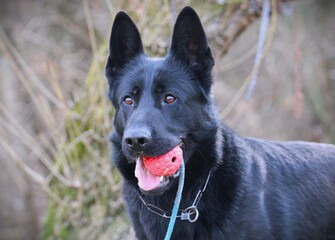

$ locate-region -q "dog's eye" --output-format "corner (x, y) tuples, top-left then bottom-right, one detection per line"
(123, 96), (134, 105)
(164, 94), (176, 104)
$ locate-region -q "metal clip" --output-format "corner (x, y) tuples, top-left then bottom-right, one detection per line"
(180, 206), (199, 223)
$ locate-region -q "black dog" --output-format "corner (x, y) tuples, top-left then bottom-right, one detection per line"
(105, 6), (335, 240)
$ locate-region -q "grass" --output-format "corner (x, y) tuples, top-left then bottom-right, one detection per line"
(1, 24), (125, 238)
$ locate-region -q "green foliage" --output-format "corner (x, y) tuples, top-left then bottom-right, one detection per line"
(41, 45), (127, 239)
(42, 202), (57, 239)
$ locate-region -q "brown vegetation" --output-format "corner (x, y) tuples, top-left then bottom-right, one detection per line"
(0, 0), (334, 239)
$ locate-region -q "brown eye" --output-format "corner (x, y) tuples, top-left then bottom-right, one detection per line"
(164, 94), (176, 104)
(123, 96), (134, 105)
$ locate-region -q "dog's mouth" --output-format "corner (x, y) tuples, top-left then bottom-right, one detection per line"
(135, 160), (181, 194)
(135, 145), (183, 195)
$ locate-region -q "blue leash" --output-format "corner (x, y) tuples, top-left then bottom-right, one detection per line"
(164, 161), (185, 240)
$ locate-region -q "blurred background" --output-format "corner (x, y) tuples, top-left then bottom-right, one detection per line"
(0, 0), (334, 239)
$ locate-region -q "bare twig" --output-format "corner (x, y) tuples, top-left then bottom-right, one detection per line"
(0, 134), (62, 204)
(0, 103), (72, 186)
(220, 43), (257, 72)
(293, 6), (303, 119)
(246, 0), (272, 99)
(0, 27), (63, 108)
(216, 2), (261, 57)
(221, 0), (278, 118)
(83, 0), (98, 54)
(170, 0), (177, 27)
(104, 0), (114, 17)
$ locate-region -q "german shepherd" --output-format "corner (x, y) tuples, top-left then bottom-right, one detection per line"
(105, 6), (335, 240)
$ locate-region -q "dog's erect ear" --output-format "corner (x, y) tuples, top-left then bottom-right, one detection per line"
(170, 6), (214, 69)
(106, 11), (143, 76)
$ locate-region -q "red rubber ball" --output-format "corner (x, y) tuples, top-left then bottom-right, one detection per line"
(142, 146), (183, 176)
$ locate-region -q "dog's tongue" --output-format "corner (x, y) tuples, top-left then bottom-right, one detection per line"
(135, 159), (160, 191)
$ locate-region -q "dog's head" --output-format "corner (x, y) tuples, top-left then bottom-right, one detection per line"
(105, 7), (217, 195)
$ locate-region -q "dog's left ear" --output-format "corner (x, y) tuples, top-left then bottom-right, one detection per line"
(170, 7), (214, 68)
(170, 6), (214, 92)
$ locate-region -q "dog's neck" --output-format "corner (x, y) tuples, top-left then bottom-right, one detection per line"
(137, 170), (212, 222)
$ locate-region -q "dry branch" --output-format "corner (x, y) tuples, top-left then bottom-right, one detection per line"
(216, 2), (261, 57)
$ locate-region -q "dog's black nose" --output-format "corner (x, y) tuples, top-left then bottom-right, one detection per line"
(123, 129), (151, 152)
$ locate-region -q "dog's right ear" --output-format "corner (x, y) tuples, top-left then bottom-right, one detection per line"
(105, 11), (143, 80)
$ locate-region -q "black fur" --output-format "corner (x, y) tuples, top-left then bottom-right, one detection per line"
(105, 6), (335, 240)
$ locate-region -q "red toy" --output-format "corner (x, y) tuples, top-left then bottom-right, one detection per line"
(143, 146), (183, 176)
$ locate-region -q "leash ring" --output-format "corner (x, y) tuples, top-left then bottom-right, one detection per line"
(182, 206), (199, 223)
